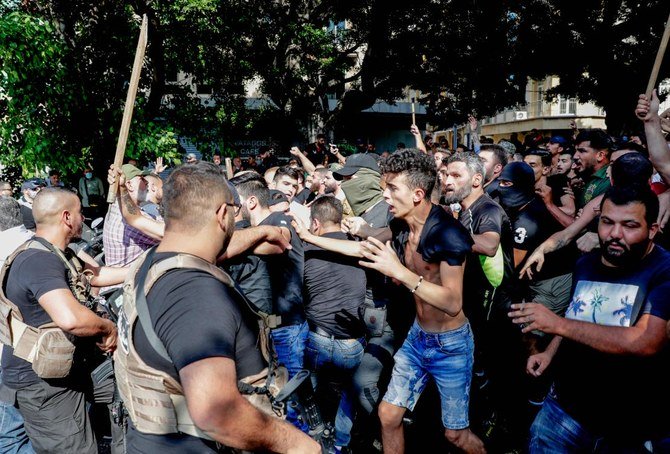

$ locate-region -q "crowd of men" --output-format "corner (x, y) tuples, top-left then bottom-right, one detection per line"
(0, 91), (670, 454)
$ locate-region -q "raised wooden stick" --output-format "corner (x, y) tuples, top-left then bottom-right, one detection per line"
(646, 10), (670, 98)
(107, 15), (149, 203)
(411, 91), (416, 125)
(225, 157), (234, 179)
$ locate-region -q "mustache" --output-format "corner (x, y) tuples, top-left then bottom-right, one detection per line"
(604, 239), (628, 250)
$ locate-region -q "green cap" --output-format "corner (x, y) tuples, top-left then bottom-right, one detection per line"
(122, 164), (151, 181)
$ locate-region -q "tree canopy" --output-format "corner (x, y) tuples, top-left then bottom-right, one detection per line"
(1, 0), (668, 176)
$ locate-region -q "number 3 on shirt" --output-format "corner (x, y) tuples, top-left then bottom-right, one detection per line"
(514, 227), (527, 244)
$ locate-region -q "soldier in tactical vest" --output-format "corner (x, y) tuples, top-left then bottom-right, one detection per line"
(0, 188), (125, 453)
(113, 162), (319, 453)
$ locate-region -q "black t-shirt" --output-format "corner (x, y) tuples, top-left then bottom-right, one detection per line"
(552, 247), (670, 442)
(546, 174), (569, 207)
(1, 242), (75, 388)
(304, 232), (366, 338)
(510, 198), (576, 281)
(306, 143), (327, 166)
(259, 212), (305, 326)
(390, 204), (473, 267)
(224, 220), (273, 314)
(127, 252), (265, 453)
(459, 194), (515, 323)
(20, 204), (35, 230)
(293, 188), (315, 205)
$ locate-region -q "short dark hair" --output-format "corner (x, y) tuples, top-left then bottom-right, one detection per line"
(526, 149), (552, 167)
(310, 196), (343, 225)
(48, 169), (60, 177)
(230, 171), (270, 208)
(380, 149), (436, 199)
(600, 185), (658, 227)
(162, 162), (231, 233)
(273, 166), (300, 184)
(479, 144), (508, 167)
(614, 141), (648, 157)
(316, 133), (327, 140)
(0, 196), (22, 231)
(575, 129), (612, 152)
(611, 152), (653, 188)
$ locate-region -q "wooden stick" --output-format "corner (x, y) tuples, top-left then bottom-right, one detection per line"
(646, 10), (670, 98)
(225, 157), (234, 179)
(411, 91), (416, 125)
(107, 15), (149, 203)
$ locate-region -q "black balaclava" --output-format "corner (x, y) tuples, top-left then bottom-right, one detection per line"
(498, 161), (536, 211)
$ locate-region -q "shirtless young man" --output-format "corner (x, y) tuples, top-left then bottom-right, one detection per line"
(359, 149), (486, 453)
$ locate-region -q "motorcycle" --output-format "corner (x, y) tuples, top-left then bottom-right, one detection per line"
(76, 217), (105, 266)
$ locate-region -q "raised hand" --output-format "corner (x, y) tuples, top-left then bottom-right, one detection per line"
(468, 115), (478, 131)
(410, 124), (421, 137)
(154, 156), (167, 174)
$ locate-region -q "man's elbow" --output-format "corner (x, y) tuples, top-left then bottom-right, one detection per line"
(190, 397), (257, 445)
(629, 341), (665, 357)
(56, 313), (84, 333)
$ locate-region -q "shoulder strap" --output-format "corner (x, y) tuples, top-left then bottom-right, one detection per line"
(133, 247), (171, 362)
(0, 240), (47, 323)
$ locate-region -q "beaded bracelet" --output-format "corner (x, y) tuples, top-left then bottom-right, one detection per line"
(410, 276), (424, 293)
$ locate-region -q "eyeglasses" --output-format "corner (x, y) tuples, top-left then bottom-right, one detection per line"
(226, 200), (242, 215)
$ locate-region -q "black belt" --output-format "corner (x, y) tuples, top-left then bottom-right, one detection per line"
(310, 324), (357, 340)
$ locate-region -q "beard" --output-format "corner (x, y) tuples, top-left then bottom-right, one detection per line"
(324, 183), (337, 194)
(240, 204), (251, 222)
(442, 185), (472, 205)
(600, 237), (651, 267)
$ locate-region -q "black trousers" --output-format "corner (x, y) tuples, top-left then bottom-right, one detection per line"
(15, 380), (97, 454)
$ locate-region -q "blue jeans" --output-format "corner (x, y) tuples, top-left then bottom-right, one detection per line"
(305, 331), (366, 447)
(530, 395), (655, 453)
(383, 320), (474, 429)
(271, 322), (309, 430)
(0, 401), (34, 454)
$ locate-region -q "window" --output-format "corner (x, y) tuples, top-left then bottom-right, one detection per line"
(559, 96), (577, 115)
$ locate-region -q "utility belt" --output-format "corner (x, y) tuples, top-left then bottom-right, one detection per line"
(309, 323), (358, 341)
(0, 239), (93, 379)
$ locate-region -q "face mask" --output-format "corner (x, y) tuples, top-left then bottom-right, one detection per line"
(340, 168), (383, 216)
(85, 172), (93, 179)
(498, 184), (533, 211)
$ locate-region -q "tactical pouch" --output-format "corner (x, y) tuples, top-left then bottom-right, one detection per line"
(11, 321), (75, 379)
(238, 366), (288, 419)
(360, 305), (386, 338)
